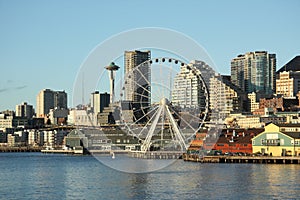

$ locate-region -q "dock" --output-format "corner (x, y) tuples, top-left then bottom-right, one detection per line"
(129, 151), (184, 159)
(0, 147), (42, 152)
(183, 154), (300, 164)
(41, 148), (83, 154)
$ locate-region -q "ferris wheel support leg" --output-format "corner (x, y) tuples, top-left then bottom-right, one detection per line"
(141, 106), (163, 152)
(166, 106), (188, 150)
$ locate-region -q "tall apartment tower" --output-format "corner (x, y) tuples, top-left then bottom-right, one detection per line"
(231, 51), (276, 95)
(209, 75), (246, 119)
(124, 50), (151, 102)
(124, 50), (151, 122)
(36, 89), (67, 117)
(172, 63), (207, 110)
(15, 102), (34, 118)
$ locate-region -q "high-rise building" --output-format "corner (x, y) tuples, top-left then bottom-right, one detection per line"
(15, 102), (34, 119)
(36, 89), (67, 117)
(209, 75), (246, 119)
(54, 91), (68, 109)
(172, 63), (207, 110)
(276, 55), (300, 73)
(276, 71), (300, 97)
(231, 51), (276, 95)
(189, 60), (216, 89)
(90, 91), (110, 114)
(124, 50), (151, 121)
(124, 50), (151, 102)
(276, 56), (300, 98)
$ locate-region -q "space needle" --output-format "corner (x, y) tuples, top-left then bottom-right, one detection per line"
(105, 62), (120, 104)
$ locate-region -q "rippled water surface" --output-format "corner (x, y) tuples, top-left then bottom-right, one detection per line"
(0, 153), (299, 199)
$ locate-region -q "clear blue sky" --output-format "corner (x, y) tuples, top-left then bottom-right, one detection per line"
(0, 0), (299, 111)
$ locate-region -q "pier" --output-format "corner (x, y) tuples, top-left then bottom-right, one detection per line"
(183, 154), (300, 164)
(0, 147), (42, 152)
(41, 149), (82, 154)
(129, 151), (184, 159)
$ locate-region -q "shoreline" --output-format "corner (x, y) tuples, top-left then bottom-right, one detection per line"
(183, 154), (300, 164)
(2, 150), (300, 164)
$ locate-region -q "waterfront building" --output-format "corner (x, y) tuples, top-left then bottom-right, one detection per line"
(209, 75), (246, 119)
(124, 50), (151, 122)
(36, 89), (67, 118)
(201, 128), (263, 154)
(213, 129), (263, 154)
(0, 131), (6, 143)
(68, 129), (139, 151)
(90, 91), (110, 114)
(28, 129), (38, 146)
(188, 131), (207, 151)
(276, 71), (300, 97)
(15, 102), (34, 119)
(7, 134), (19, 146)
(231, 51), (276, 95)
(172, 62), (207, 110)
(65, 129), (88, 150)
(41, 129), (68, 148)
(252, 123), (300, 156)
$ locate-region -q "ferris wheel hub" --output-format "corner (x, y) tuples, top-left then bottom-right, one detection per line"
(160, 97), (169, 106)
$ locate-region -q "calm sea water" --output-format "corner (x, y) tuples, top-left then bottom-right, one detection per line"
(0, 153), (299, 200)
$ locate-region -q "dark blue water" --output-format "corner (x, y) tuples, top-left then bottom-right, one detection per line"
(0, 153), (299, 200)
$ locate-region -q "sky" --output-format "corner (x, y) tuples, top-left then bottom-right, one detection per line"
(0, 0), (299, 111)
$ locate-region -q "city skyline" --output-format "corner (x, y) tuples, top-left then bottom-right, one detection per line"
(1, 1), (300, 111)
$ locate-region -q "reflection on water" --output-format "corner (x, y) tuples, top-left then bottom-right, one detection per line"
(0, 153), (299, 200)
(94, 154), (176, 173)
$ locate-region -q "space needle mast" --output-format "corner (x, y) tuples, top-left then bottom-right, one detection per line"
(105, 62), (120, 104)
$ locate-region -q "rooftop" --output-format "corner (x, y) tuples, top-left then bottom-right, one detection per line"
(277, 56), (300, 73)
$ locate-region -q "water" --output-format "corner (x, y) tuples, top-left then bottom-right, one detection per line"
(0, 153), (299, 200)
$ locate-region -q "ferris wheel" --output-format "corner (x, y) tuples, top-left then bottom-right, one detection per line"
(117, 57), (209, 153)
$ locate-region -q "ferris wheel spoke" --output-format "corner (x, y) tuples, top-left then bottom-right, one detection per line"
(128, 104), (159, 127)
(133, 81), (162, 103)
(159, 63), (169, 99)
(136, 105), (161, 138)
(132, 91), (151, 103)
(181, 110), (206, 124)
(160, 107), (165, 141)
(168, 106), (197, 133)
(130, 102), (154, 113)
(136, 67), (167, 101)
(169, 122), (175, 141)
